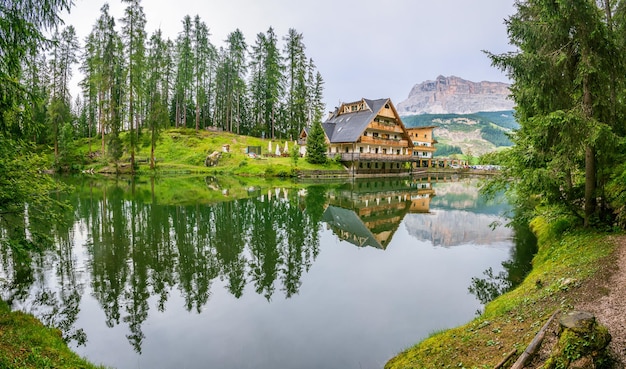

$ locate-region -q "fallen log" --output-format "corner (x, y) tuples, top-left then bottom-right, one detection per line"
(510, 310), (560, 369)
(494, 349), (517, 369)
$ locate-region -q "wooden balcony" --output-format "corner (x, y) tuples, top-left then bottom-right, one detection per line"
(368, 121), (404, 133)
(336, 153), (420, 162)
(360, 136), (409, 146)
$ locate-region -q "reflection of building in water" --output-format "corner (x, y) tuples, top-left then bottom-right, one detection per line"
(323, 178), (435, 249)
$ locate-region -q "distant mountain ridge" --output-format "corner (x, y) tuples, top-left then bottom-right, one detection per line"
(397, 75), (514, 115)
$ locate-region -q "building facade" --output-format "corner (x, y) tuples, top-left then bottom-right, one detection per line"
(301, 98), (428, 175)
(406, 126), (437, 168)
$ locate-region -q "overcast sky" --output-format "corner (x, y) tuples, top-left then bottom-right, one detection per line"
(61, 0), (516, 112)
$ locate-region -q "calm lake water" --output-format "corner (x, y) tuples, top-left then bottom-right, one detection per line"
(0, 175), (535, 369)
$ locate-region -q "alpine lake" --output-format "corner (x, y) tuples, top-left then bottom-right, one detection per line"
(0, 174), (537, 369)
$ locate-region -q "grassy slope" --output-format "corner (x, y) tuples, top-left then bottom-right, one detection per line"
(385, 217), (618, 368)
(0, 301), (107, 369)
(78, 128), (344, 175)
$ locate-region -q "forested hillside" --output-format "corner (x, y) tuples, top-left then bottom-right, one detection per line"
(402, 110), (517, 156)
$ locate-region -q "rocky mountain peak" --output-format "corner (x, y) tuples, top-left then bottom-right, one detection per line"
(396, 75), (514, 115)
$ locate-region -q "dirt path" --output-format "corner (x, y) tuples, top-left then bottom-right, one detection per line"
(577, 235), (626, 366)
(528, 235), (626, 367)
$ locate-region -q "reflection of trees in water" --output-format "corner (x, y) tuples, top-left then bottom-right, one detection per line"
(0, 195), (87, 347)
(468, 219), (538, 306)
(0, 178), (325, 353)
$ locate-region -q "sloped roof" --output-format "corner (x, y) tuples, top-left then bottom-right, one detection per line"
(322, 98), (391, 143)
(322, 205), (383, 249)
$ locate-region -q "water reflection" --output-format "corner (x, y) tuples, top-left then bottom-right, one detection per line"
(324, 177), (434, 249)
(0, 175), (535, 366)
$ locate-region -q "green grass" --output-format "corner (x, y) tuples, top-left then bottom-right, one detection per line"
(385, 215), (619, 369)
(77, 128), (344, 176)
(0, 301), (108, 369)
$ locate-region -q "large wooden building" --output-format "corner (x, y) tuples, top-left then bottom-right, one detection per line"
(301, 98), (430, 175)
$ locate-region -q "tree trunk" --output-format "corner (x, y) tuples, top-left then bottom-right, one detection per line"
(583, 69), (595, 226)
(584, 146), (596, 226)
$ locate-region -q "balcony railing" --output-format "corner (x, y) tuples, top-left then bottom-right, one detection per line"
(336, 153), (420, 162)
(360, 136), (409, 146)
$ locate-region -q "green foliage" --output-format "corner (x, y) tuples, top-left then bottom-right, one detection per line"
(435, 143), (463, 157)
(106, 132), (123, 162)
(290, 143), (300, 167)
(56, 122), (78, 172)
(0, 301), (105, 369)
(485, 0), (626, 228)
(481, 124), (513, 147)
(606, 161), (626, 229)
(305, 120), (328, 164)
(386, 218), (616, 369)
(543, 324), (611, 369)
(0, 0), (72, 137)
(0, 135), (67, 251)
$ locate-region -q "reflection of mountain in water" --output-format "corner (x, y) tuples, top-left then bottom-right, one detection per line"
(404, 210), (512, 247)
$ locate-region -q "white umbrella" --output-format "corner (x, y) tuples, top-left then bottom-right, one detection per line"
(268, 141), (272, 154)
(284, 141), (289, 153)
(275, 145), (281, 156)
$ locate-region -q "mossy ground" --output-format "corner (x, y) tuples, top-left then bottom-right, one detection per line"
(385, 216), (620, 369)
(0, 301), (107, 369)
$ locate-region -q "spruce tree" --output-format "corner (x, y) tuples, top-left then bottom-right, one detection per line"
(305, 119), (327, 164)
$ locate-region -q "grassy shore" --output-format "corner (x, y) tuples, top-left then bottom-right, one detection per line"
(0, 301), (107, 369)
(76, 128), (345, 176)
(385, 216), (619, 368)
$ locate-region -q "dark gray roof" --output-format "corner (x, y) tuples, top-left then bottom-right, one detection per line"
(322, 205), (383, 249)
(322, 98), (391, 143)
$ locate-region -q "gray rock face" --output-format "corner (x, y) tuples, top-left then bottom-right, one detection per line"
(397, 75), (514, 115)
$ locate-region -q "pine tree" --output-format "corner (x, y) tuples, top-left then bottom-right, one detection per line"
(283, 28), (308, 139)
(488, 0), (625, 226)
(121, 0), (147, 173)
(305, 119), (328, 164)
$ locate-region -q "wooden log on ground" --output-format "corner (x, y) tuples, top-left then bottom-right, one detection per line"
(510, 310), (560, 369)
(494, 349), (517, 369)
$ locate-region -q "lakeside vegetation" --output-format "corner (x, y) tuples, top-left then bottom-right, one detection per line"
(0, 301), (106, 369)
(72, 128), (343, 176)
(385, 216), (618, 368)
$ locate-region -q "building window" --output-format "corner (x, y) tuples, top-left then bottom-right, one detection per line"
(345, 147), (349, 153)
(396, 149), (400, 155)
(359, 147), (363, 153)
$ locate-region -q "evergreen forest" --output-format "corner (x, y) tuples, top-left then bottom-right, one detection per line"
(486, 0), (626, 229)
(1, 0), (325, 173)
